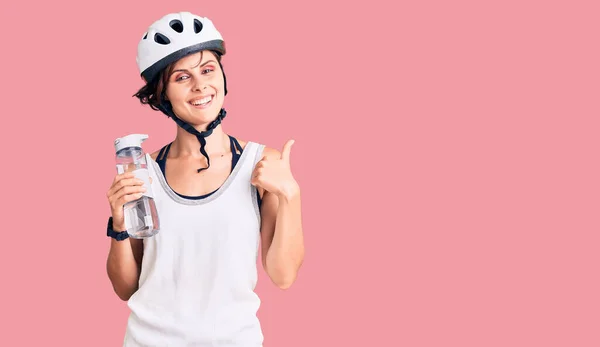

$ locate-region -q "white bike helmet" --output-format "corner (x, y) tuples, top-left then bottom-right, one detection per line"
(136, 11), (226, 83)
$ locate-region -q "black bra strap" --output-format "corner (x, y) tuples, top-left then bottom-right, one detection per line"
(231, 136), (244, 154)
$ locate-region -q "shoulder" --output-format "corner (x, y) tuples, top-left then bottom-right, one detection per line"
(149, 143), (169, 162)
(150, 149), (162, 161)
(234, 138), (279, 159)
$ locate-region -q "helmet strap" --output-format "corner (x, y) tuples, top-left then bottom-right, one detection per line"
(157, 101), (227, 173)
(218, 59), (228, 96)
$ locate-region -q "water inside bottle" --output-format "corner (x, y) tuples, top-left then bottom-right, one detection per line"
(116, 162), (146, 174)
(124, 196), (160, 238)
(116, 147), (160, 238)
(116, 147), (146, 173)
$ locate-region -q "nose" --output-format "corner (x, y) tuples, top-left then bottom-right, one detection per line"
(193, 79), (207, 91)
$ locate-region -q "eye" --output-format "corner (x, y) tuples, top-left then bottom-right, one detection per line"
(175, 75), (190, 82)
(202, 68), (214, 74)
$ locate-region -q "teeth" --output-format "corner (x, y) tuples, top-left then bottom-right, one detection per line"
(191, 96), (212, 106)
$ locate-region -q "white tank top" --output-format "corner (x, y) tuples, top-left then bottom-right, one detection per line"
(123, 141), (265, 347)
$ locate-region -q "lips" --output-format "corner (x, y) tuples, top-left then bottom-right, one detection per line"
(189, 95), (214, 108)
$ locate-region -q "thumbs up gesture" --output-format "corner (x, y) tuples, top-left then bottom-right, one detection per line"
(251, 139), (299, 198)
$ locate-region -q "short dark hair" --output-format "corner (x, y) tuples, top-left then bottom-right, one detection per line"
(133, 50), (223, 111)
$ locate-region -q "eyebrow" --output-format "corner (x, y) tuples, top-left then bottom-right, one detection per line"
(171, 60), (217, 75)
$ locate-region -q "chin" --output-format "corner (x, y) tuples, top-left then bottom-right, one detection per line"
(179, 108), (221, 126)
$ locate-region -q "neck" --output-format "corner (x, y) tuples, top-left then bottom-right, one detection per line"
(171, 124), (229, 158)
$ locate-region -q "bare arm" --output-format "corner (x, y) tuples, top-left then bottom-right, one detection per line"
(105, 172), (147, 300)
(260, 186), (304, 289)
(253, 144), (305, 289)
(106, 222), (144, 301)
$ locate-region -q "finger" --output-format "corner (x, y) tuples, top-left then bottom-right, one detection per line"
(109, 172), (138, 194)
(251, 171), (261, 186)
(108, 179), (144, 200)
(254, 161), (264, 169)
(117, 177), (146, 189)
(281, 139), (295, 162)
(108, 178), (146, 200)
(113, 185), (147, 203)
(251, 169), (259, 181)
(109, 172), (135, 195)
(117, 193), (145, 207)
(113, 171), (135, 184)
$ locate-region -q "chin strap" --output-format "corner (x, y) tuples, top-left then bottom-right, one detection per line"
(157, 101), (227, 173)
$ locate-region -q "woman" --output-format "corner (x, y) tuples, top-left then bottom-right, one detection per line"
(105, 12), (304, 346)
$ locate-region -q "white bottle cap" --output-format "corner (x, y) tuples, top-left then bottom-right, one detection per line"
(114, 134), (149, 153)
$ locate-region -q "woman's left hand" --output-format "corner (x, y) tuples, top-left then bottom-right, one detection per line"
(251, 140), (299, 198)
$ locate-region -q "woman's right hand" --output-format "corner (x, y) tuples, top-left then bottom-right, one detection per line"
(107, 172), (147, 230)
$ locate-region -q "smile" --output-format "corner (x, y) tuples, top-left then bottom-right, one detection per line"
(189, 95), (214, 109)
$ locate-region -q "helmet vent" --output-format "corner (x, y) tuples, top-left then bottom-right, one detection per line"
(154, 33), (171, 45)
(169, 20), (184, 33)
(194, 19), (203, 33)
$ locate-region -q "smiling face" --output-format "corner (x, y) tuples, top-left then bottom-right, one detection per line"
(164, 50), (225, 127)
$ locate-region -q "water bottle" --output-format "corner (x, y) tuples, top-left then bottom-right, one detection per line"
(114, 134), (160, 238)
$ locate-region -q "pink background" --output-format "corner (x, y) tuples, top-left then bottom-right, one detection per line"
(1, 0), (599, 346)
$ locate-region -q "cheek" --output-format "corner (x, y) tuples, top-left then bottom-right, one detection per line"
(210, 74), (225, 92)
(166, 86), (188, 105)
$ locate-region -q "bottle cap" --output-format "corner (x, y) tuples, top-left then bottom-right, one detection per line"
(114, 134), (149, 153)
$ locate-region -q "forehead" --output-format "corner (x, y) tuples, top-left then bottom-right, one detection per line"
(173, 51), (218, 69)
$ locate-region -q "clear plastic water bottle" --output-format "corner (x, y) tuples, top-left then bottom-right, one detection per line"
(114, 134), (160, 238)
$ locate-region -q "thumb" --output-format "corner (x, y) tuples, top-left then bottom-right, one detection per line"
(281, 139), (295, 162)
